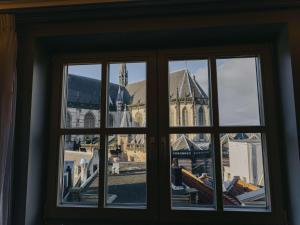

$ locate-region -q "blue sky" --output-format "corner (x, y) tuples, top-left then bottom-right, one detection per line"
(109, 62), (146, 84)
(67, 60), (207, 84)
(67, 62), (147, 83)
(68, 64), (102, 80)
(169, 60), (207, 75)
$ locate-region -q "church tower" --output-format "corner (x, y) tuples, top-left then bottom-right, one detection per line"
(119, 63), (128, 87)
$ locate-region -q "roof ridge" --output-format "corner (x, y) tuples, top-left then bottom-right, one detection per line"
(185, 70), (193, 97)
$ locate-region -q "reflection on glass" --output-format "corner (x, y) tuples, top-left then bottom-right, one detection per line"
(59, 134), (100, 207)
(108, 62), (146, 128)
(170, 133), (215, 209)
(168, 60), (210, 127)
(62, 64), (101, 128)
(106, 134), (147, 208)
(217, 58), (261, 126)
(221, 133), (268, 209)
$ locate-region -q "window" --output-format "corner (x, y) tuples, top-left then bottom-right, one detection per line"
(167, 57), (269, 210)
(46, 48), (281, 224)
(198, 107), (205, 126)
(84, 112), (96, 128)
(108, 114), (114, 127)
(181, 107), (188, 126)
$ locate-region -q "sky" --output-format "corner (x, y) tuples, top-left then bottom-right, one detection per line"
(68, 58), (261, 125)
(67, 62), (146, 83)
(68, 64), (102, 80)
(216, 57), (260, 126)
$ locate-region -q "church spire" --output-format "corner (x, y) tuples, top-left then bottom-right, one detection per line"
(119, 63), (128, 87)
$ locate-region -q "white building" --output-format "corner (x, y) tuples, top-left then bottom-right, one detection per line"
(223, 133), (264, 186)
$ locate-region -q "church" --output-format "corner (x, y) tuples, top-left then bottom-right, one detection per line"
(66, 63), (210, 131)
(65, 63), (211, 161)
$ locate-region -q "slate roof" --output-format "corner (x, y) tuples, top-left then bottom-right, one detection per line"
(220, 133), (261, 144)
(169, 69), (208, 100)
(172, 135), (209, 152)
(130, 134), (145, 145)
(236, 188), (265, 203)
(67, 75), (101, 109)
(76, 163), (146, 205)
(67, 68), (208, 110)
(67, 74), (130, 110)
(126, 80), (146, 106)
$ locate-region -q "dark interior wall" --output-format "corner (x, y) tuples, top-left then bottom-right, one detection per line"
(276, 27), (300, 225)
(11, 5), (300, 225)
(13, 36), (35, 225)
(13, 39), (50, 225)
(40, 24), (281, 53)
(25, 44), (50, 225)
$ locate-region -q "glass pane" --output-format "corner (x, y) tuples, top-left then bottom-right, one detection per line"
(170, 133), (215, 209)
(217, 58), (262, 126)
(62, 64), (101, 128)
(58, 134), (100, 207)
(106, 134), (147, 208)
(221, 133), (268, 209)
(108, 62), (146, 128)
(169, 60), (211, 127)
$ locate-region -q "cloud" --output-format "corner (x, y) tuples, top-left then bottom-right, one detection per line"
(195, 66), (209, 95)
(195, 57), (261, 126)
(217, 58), (261, 125)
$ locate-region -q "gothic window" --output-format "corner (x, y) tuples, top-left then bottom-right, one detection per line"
(109, 114), (114, 127)
(182, 107), (188, 126)
(198, 107), (205, 140)
(198, 107), (205, 126)
(84, 112), (95, 128)
(66, 112), (72, 128)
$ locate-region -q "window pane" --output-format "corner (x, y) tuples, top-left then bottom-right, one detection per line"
(108, 62), (146, 128)
(62, 64), (101, 128)
(170, 133), (215, 210)
(58, 134), (100, 207)
(106, 134), (147, 208)
(169, 60), (211, 127)
(217, 58), (262, 126)
(221, 133), (268, 209)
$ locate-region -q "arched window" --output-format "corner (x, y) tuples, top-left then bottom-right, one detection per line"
(84, 112), (95, 128)
(109, 114), (114, 127)
(198, 107), (205, 126)
(135, 112), (143, 126)
(66, 112), (72, 128)
(182, 107), (188, 126)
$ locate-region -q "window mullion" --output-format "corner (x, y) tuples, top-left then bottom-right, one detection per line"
(210, 56), (223, 212)
(98, 60), (108, 209)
